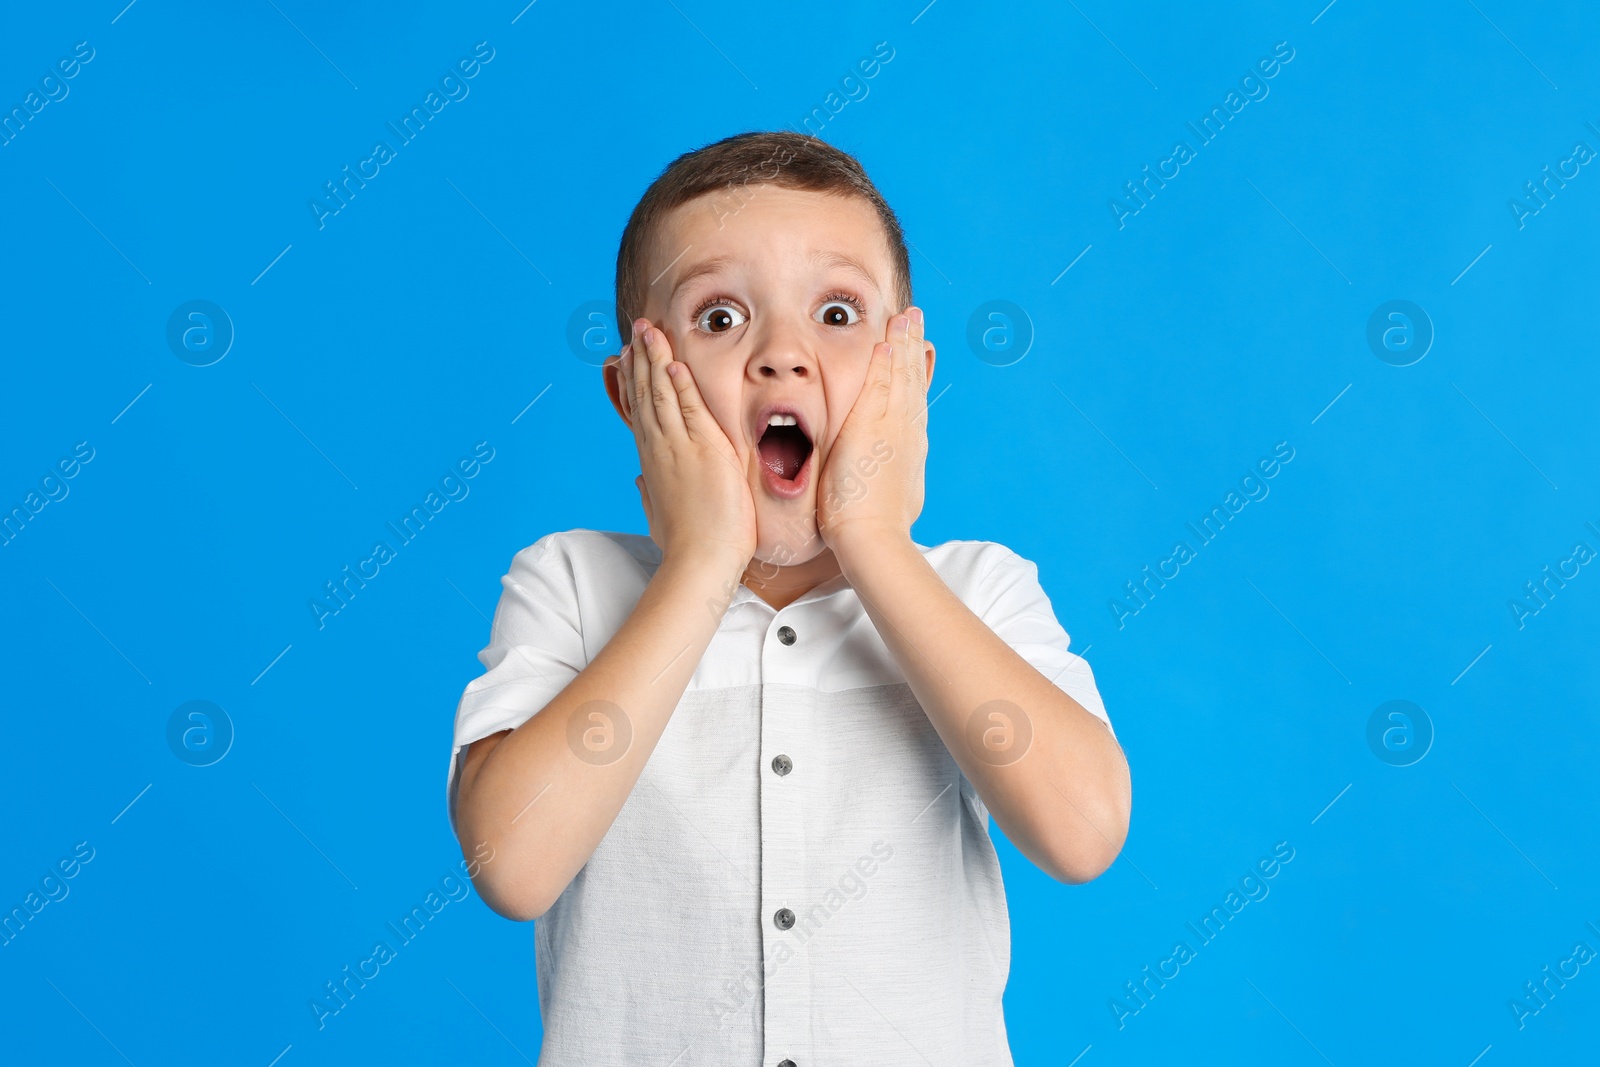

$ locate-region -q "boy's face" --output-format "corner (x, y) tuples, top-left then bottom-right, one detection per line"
(618, 185), (930, 568)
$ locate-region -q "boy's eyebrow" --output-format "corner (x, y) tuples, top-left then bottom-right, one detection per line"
(810, 250), (883, 296)
(665, 255), (733, 304)
(664, 250), (885, 304)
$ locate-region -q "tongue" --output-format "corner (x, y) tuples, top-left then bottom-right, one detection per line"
(759, 428), (808, 481)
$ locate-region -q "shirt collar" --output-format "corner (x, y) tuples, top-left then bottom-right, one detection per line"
(727, 569), (855, 613)
(722, 540), (935, 613)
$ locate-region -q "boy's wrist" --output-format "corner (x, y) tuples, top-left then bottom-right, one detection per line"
(831, 525), (917, 583)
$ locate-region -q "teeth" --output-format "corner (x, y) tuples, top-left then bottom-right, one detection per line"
(766, 414), (798, 427)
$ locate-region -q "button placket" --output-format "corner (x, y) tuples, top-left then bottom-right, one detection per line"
(759, 610), (812, 1067)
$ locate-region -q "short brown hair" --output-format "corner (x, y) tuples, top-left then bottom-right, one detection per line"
(614, 131), (913, 344)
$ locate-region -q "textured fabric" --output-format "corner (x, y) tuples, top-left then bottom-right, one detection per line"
(446, 529), (1113, 1066)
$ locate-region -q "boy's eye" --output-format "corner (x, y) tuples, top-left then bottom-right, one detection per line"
(815, 301), (860, 327)
(696, 304), (747, 333)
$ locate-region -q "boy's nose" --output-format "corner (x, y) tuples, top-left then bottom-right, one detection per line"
(758, 359), (810, 379)
(749, 317), (816, 380)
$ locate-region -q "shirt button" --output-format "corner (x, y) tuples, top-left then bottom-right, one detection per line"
(778, 1060), (797, 1067)
(776, 625), (796, 645)
(774, 907), (795, 930)
(771, 754), (792, 776)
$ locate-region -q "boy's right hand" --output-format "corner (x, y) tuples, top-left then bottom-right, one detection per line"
(613, 319), (756, 581)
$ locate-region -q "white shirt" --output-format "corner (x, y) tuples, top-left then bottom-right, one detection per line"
(446, 529), (1113, 1067)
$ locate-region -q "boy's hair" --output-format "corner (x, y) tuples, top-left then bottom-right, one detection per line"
(614, 131), (913, 344)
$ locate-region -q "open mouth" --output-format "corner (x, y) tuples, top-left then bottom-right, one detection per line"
(757, 416), (813, 484)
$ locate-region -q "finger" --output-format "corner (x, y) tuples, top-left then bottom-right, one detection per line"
(641, 325), (687, 438)
(623, 332), (641, 419)
(630, 320), (664, 441)
(865, 340), (895, 417)
(623, 340), (648, 450)
(887, 312), (913, 390)
(617, 348), (642, 446)
(664, 356), (713, 443)
(895, 310), (919, 386)
(669, 358), (750, 488)
(907, 306), (928, 387)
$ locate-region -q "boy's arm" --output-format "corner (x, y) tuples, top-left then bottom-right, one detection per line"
(455, 318), (756, 921)
(838, 535), (1131, 884)
(817, 307), (1129, 884)
(454, 550), (737, 921)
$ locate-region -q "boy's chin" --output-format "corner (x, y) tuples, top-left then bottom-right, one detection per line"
(751, 506), (826, 569)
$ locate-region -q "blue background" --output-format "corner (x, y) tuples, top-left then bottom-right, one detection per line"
(3, 0), (1596, 1063)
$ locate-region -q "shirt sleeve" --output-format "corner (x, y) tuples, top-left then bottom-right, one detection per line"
(445, 533), (588, 836)
(973, 544), (1115, 740)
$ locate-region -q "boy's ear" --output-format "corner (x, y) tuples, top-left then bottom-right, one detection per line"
(602, 354), (635, 427)
(922, 339), (936, 391)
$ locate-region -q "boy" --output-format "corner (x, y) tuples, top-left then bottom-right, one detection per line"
(447, 131), (1131, 1065)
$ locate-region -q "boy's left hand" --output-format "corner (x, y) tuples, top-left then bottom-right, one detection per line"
(816, 306), (933, 558)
